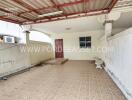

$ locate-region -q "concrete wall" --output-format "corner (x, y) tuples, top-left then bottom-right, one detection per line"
(97, 28), (132, 100)
(0, 41), (53, 77)
(112, 28), (126, 35)
(0, 20), (26, 43)
(28, 41), (53, 66)
(52, 30), (104, 60)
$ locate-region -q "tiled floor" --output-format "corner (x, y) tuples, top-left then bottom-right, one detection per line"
(0, 61), (126, 100)
(45, 58), (68, 65)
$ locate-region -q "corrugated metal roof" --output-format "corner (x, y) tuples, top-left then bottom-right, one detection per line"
(0, 0), (118, 24)
(115, 0), (132, 8)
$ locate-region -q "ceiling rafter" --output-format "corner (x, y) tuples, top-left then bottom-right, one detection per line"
(83, 0), (88, 13)
(108, 0), (119, 12)
(0, 7), (31, 21)
(23, 9), (109, 25)
(50, 0), (61, 11)
(19, 0), (88, 15)
(26, 8), (109, 24)
(11, 0), (41, 15)
(50, 0), (67, 17)
(34, 0), (90, 21)
(0, 16), (21, 24)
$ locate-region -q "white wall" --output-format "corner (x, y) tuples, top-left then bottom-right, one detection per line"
(97, 28), (132, 100)
(0, 43), (30, 77)
(0, 20), (54, 77)
(52, 30), (104, 60)
(28, 41), (53, 66)
(112, 28), (126, 35)
(0, 42), (53, 77)
(0, 20), (25, 43)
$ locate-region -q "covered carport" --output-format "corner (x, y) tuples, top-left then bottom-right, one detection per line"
(0, 0), (132, 100)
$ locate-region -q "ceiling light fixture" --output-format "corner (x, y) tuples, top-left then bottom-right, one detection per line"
(38, 11), (63, 18)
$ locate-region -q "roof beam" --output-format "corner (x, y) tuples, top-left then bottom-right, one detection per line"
(12, 0), (41, 15)
(23, 9), (109, 25)
(36, 5), (107, 22)
(50, 0), (66, 16)
(0, 16), (21, 24)
(0, 7), (32, 21)
(50, 0), (61, 11)
(108, 0), (119, 12)
(83, 0), (88, 13)
(19, 0), (88, 15)
(23, 8), (109, 24)
(0, 8), (10, 13)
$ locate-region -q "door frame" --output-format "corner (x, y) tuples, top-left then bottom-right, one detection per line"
(55, 39), (64, 58)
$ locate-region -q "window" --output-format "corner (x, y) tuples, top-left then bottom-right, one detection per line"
(79, 36), (91, 48)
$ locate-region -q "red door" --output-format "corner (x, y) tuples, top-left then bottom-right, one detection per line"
(55, 39), (64, 58)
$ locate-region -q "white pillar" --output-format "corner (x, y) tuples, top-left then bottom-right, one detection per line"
(25, 31), (30, 44)
(20, 25), (32, 44)
(104, 20), (113, 38)
(97, 12), (121, 38)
